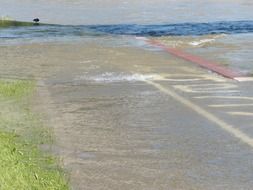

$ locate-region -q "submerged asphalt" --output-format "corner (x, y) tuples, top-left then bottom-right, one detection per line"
(0, 41), (253, 189)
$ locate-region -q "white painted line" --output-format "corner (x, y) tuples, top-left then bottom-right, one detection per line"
(145, 80), (253, 148)
(174, 83), (238, 91)
(182, 83), (237, 87)
(193, 89), (239, 93)
(161, 78), (201, 82)
(173, 85), (239, 93)
(194, 96), (253, 101)
(155, 73), (226, 82)
(227, 112), (253, 116)
(209, 104), (253, 108)
(234, 77), (253, 82)
(160, 73), (227, 82)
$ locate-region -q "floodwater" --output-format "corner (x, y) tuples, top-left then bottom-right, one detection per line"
(1, 0), (253, 73)
(1, 0), (253, 25)
(1, 0), (253, 189)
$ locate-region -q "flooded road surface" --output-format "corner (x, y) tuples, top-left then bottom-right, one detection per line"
(1, 23), (253, 73)
(1, 0), (253, 189)
(1, 42), (253, 190)
(153, 33), (253, 75)
(1, 0), (253, 73)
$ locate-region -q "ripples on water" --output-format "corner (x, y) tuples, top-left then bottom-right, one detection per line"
(90, 21), (253, 36)
(1, 20), (253, 73)
(1, 20), (253, 39)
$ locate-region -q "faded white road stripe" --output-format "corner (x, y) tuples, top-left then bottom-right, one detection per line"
(227, 112), (253, 116)
(194, 96), (253, 100)
(209, 104), (253, 108)
(145, 80), (253, 148)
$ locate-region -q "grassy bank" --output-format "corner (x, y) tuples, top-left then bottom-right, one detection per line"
(0, 80), (69, 190)
(0, 19), (35, 28)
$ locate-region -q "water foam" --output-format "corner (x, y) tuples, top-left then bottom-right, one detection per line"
(189, 39), (215, 46)
(75, 72), (162, 83)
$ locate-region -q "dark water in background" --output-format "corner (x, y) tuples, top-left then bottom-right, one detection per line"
(1, 19), (253, 73)
(1, 20), (253, 39)
(89, 21), (253, 36)
(1, 0), (253, 40)
(1, 2), (253, 189)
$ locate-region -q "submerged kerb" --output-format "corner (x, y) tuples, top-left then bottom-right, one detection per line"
(143, 38), (244, 80)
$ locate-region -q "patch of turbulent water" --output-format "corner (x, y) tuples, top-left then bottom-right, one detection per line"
(152, 34), (227, 49)
(75, 72), (163, 83)
(89, 21), (253, 36)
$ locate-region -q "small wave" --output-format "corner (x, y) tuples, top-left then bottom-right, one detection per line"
(89, 20), (253, 36)
(188, 34), (227, 47)
(75, 72), (162, 83)
(151, 33), (228, 49)
(189, 39), (215, 46)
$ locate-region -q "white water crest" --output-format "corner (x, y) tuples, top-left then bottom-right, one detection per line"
(189, 39), (215, 46)
(188, 34), (227, 47)
(75, 72), (163, 83)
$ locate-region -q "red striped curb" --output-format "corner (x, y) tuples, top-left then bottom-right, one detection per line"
(141, 38), (245, 80)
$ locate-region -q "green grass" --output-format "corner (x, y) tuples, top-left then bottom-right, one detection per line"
(0, 80), (34, 99)
(0, 80), (69, 190)
(0, 20), (35, 28)
(0, 132), (69, 190)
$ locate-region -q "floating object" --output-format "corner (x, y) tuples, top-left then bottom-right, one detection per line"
(33, 18), (40, 23)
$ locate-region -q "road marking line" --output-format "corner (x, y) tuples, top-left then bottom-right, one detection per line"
(145, 80), (253, 148)
(194, 96), (253, 101)
(173, 85), (239, 93)
(193, 88), (238, 92)
(160, 78), (201, 82)
(234, 77), (253, 82)
(181, 83), (237, 88)
(209, 104), (253, 108)
(155, 73), (226, 82)
(227, 112), (253, 116)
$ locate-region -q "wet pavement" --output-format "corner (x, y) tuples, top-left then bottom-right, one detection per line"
(154, 34), (253, 74)
(1, 0), (253, 189)
(1, 41), (253, 189)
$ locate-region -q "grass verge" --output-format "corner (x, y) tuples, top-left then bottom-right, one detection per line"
(0, 80), (69, 190)
(0, 20), (35, 28)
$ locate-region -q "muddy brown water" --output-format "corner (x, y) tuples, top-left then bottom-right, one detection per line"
(1, 0), (253, 189)
(1, 42), (253, 190)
